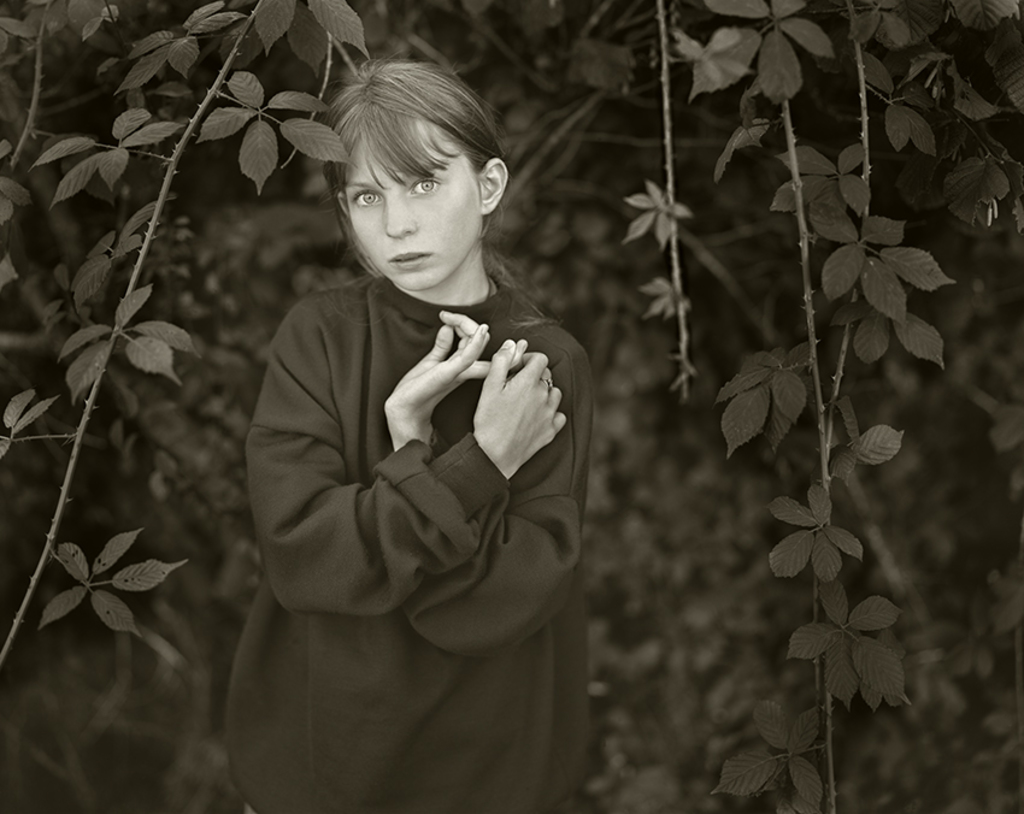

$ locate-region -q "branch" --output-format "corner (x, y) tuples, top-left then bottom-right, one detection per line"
(1017, 501), (1024, 814)
(10, 2), (52, 170)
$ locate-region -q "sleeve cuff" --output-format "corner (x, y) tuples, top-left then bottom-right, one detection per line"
(430, 433), (509, 519)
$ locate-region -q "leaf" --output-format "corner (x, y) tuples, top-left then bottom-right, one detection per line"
(240, 120), (278, 194)
(772, 0), (806, 16)
(770, 530), (815, 577)
(885, 104), (936, 155)
(279, 118), (348, 161)
(853, 424), (903, 464)
(754, 700), (789, 749)
(228, 71), (265, 108)
(623, 210), (657, 245)
(117, 201), (158, 256)
(126, 337), (181, 384)
(807, 484), (831, 526)
(116, 284), (153, 328)
(569, 38), (635, 91)
(712, 751), (780, 796)
(0, 252), (16, 294)
(893, 312), (944, 367)
(0, 437), (9, 462)
(788, 709), (818, 752)
(944, 157), (1010, 224)
(56, 542), (89, 582)
(287, 1), (329, 72)
(991, 405), (1024, 452)
(706, 0), (771, 16)
(838, 174), (870, 216)
(861, 257), (905, 323)
(789, 756), (822, 806)
(90, 589), (139, 635)
(838, 144), (864, 175)
(66, 340), (111, 403)
(714, 121), (770, 183)
(133, 321), (197, 354)
(861, 216), (904, 246)
(758, 29), (802, 102)
(52, 153), (105, 205)
(819, 580), (848, 625)
(8, 393), (56, 437)
(688, 27), (761, 102)
(837, 396), (859, 440)
(112, 108), (150, 141)
(0, 177), (30, 208)
(122, 121), (184, 148)
(0, 17), (37, 37)
(189, 11), (246, 34)
(879, 246), (953, 290)
(988, 27), (1024, 114)
(33, 136), (98, 169)
(809, 201), (859, 243)
(771, 181), (797, 212)
(779, 18), (833, 58)
(93, 528), (143, 575)
(764, 399), (795, 451)
(722, 384), (770, 457)
(862, 52), (894, 93)
(771, 370), (806, 422)
(255, 0), (296, 54)
(167, 36), (200, 77)
(198, 107), (256, 143)
(72, 255), (112, 312)
(848, 596), (901, 630)
(853, 310), (889, 363)
(716, 366), (773, 403)
(821, 244), (865, 300)
(950, 0), (1019, 29)
(788, 622), (836, 659)
(112, 558), (187, 591)
(38, 586), (87, 629)
(308, 0), (367, 55)
(853, 636), (906, 702)
(183, 0), (225, 29)
(776, 145), (836, 176)
(951, 66), (999, 120)
(267, 90), (327, 112)
(769, 496), (818, 527)
(96, 148), (129, 189)
(823, 525), (863, 560)
(117, 44), (172, 93)
(825, 635), (858, 707)
(127, 30), (175, 59)
(811, 534), (842, 581)
(4, 389), (36, 430)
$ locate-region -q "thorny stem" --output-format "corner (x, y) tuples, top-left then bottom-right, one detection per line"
(781, 99), (837, 814)
(282, 35), (335, 170)
(0, 1), (266, 677)
(655, 0), (695, 401)
(9, 3), (52, 171)
(1017, 502), (1024, 814)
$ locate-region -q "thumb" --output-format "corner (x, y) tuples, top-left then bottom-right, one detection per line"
(482, 339), (515, 396)
(425, 324), (455, 362)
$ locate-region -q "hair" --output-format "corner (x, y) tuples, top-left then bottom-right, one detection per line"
(321, 59), (537, 306)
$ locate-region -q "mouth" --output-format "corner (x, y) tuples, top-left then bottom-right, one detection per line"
(390, 252), (431, 263)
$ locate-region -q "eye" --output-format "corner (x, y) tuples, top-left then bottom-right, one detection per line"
(353, 191), (379, 207)
(414, 178), (438, 194)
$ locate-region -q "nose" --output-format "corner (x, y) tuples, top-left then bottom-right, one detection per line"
(384, 198), (417, 239)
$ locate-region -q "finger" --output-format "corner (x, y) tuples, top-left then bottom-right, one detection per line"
(547, 386), (563, 409)
(553, 412), (567, 434)
(424, 324), (455, 362)
(518, 352), (550, 380)
(455, 360), (492, 382)
(446, 324), (489, 374)
(438, 311), (481, 340)
(482, 339), (516, 396)
(509, 339), (528, 371)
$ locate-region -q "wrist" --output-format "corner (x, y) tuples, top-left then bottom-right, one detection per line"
(473, 431), (516, 480)
(385, 401), (431, 450)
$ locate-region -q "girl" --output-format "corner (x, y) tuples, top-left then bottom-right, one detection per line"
(226, 59), (593, 814)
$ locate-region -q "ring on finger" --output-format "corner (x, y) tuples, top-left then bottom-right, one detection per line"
(541, 374), (553, 391)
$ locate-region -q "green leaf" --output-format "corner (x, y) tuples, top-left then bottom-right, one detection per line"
(770, 530), (815, 577)
(770, 370), (806, 422)
(59, 325), (113, 361)
(116, 284), (152, 328)
(753, 700), (789, 749)
(72, 255), (112, 312)
(10, 395), (57, 436)
(569, 38), (635, 91)
(722, 384), (770, 457)
(117, 201), (157, 256)
(96, 148), (129, 189)
(809, 201), (858, 243)
(52, 153), (105, 205)
(988, 25), (1024, 114)
(807, 484), (831, 526)
(228, 71), (265, 108)
(38, 586), (87, 629)
(861, 257), (905, 323)
(712, 751), (780, 796)
(112, 108), (150, 141)
(126, 336), (181, 384)
(838, 144), (864, 175)
(823, 525), (863, 560)
(122, 121), (184, 148)
(255, 0), (296, 54)
(56, 542), (89, 582)
(811, 533), (841, 581)
(822, 244), (865, 300)
(287, 1), (329, 72)
(853, 310), (889, 362)
(706, 0), (771, 17)
(788, 709), (818, 753)
(779, 18), (833, 58)
(885, 104), (936, 155)
(623, 210), (657, 245)
(830, 448), (857, 482)
(716, 366), (773, 403)
(893, 312), (944, 367)
(879, 11), (912, 47)
(0, 252), (17, 295)
(183, 1), (225, 29)
(66, 340), (111, 403)
(889, 0), (944, 42)
(862, 52), (893, 93)
(772, 0), (806, 16)
(112, 558), (187, 591)
(991, 405), (1024, 452)
(188, 11), (245, 34)
(944, 157), (1010, 225)
(768, 496), (818, 527)
(848, 596), (901, 630)
(90, 589), (139, 635)
(789, 756), (822, 806)
(838, 174), (870, 216)
(825, 635), (858, 707)
(831, 302), (870, 327)
(198, 107), (256, 143)
(879, 246), (953, 290)
(240, 120), (278, 194)
(0, 437), (9, 462)
(167, 36), (200, 77)
(117, 44), (172, 93)
(776, 145), (836, 176)
(714, 121), (770, 183)
(127, 30), (175, 59)
(861, 216), (904, 246)
(308, 0), (367, 55)
(950, 0), (1018, 30)
(4, 389), (36, 430)
(93, 528), (142, 575)
(279, 118), (348, 161)
(819, 579), (848, 625)
(133, 321), (197, 354)
(758, 29), (802, 102)
(788, 622), (836, 659)
(267, 90), (327, 112)
(0, 17), (37, 38)
(688, 27), (762, 102)
(0, 176), (30, 207)
(837, 395), (859, 440)
(853, 424), (903, 464)
(852, 636), (906, 702)
(764, 398), (795, 452)
(951, 65), (999, 120)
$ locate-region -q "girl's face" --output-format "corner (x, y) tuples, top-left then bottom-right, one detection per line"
(341, 124), (508, 306)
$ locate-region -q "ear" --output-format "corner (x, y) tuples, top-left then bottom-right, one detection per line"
(477, 158), (508, 216)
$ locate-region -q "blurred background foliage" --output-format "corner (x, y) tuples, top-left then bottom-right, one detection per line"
(1, 0), (1024, 812)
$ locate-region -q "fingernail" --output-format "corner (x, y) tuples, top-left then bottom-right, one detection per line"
(502, 339), (514, 350)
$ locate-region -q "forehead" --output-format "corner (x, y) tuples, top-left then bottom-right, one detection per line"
(346, 119), (461, 186)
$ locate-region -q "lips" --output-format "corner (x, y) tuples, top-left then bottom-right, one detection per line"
(390, 252), (431, 263)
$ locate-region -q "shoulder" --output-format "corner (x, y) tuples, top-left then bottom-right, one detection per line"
(273, 276), (374, 345)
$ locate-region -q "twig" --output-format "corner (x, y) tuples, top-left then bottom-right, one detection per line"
(281, 35), (334, 169)
(1016, 501), (1024, 814)
(10, 2), (52, 170)
(655, 0), (695, 401)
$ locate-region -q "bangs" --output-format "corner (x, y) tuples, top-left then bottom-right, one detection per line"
(340, 104), (459, 184)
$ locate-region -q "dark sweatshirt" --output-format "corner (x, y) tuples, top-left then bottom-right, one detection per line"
(226, 275), (593, 814)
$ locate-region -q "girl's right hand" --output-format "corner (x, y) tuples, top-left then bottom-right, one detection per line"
(473, 341), (566, 480)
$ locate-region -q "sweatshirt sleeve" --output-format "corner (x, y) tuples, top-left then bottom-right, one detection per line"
(401, 339), (594, 657)
(246, 298), (508, 616)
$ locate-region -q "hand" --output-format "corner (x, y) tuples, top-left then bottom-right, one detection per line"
(473, 342), (566, 480)
(385, 319), (491, 450)
(440, 312), (529, 374)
